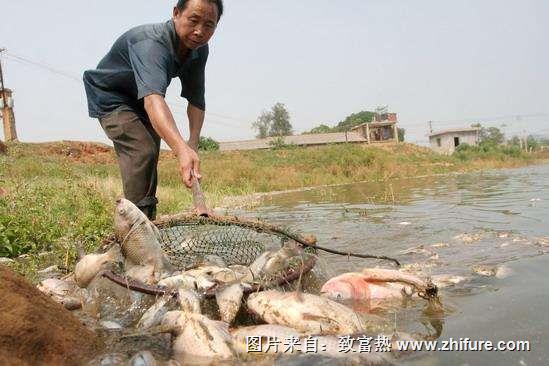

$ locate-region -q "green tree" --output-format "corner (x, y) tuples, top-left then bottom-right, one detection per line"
(334, 111), (375, 132)
(269, 102), (293, 136)
(472, 123), (505, 146)
(252, 103), (293, 138)
(198, 136), (219, 151)
(305, 124), (332, 134)
(252, 110), (272, 138)
(397, 128), (406, 142)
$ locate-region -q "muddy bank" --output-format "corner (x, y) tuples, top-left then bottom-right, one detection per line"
(0, 266), (99, 366)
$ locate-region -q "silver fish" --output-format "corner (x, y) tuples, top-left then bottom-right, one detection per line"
(177, 289), (202, 314)
(247, 290), (372, 335)
(161, 311), (235, 362)
(129, 351), (157, 366)
(74, 245), (121, 288)
(215, 283), (244, 324)
(114, 198), (170, 277)
(137, 295), (172, 329)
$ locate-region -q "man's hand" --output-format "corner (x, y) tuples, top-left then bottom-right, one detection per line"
(176, 144), (201, 188)
(144, 94), (203, 189)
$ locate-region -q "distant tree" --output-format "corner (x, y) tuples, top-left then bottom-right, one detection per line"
(397, 128), (406, 142)
(252, 110), (272, 138)
(334, 111), (375, 132)
(471, 123), (505, 146)
(252, 103), (293, 138)
(305, 124), (332, 134)
(269, 103), (293, 136)
(198, 136), (219, 151)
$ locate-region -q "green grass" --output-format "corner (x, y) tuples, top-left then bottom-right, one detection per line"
(0, 140), (546, 279)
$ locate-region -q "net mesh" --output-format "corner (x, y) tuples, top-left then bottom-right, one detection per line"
(101, 213), (318, 295)
(158, 223), (278, 270)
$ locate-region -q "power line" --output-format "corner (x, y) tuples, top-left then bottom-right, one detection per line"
(4, 50), (253, 128)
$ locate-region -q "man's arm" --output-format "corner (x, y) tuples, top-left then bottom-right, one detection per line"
(187, 103), (205, 153)
(144, 94), (199, 187)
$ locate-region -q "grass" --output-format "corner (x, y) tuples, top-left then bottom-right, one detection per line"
(1, 140), (547, 279)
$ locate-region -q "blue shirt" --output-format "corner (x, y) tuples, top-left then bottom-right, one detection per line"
(83, 19), (207, 118)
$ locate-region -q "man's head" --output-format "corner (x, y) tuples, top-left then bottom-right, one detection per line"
(173, 0), (223, 51)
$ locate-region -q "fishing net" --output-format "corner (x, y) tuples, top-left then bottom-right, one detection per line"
(102, 212), (318, 296)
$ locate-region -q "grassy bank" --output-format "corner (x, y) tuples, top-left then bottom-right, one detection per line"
(1, 141), (547, 278)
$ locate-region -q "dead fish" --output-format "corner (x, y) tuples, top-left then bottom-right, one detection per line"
(431, 274), (468, 288)
(114, 198), (171, 277)
(261, 244), (300, 276)
(38, 278), (76, 297)
(228, 265), (254, 283)
(125, 263), (157, 286)
(158, 273), (215, 292)
(215, 283), (247, 324)
(37, 278), (84, 310)
(137, 295), (172, 329)
(247, 290), (371, 335)
(129, 351), (157, 366)
(177, 289), (202, 314)
(248, 250), (275, 278)
(472, 264), (512, 279)
(360, 268), (430, 292)
(320, 272), (408, 302)
(74, 245), (121, 288)
(185, 265), (239, 283)
(231, 325), (304, 355)
(161, 311), (235, 361)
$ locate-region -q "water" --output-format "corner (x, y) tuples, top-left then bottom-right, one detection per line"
(232, 164), (549, 365)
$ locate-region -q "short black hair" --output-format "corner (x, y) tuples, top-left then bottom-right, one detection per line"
(176, 0), (223, 22)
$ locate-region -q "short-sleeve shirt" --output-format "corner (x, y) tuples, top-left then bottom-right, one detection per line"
(83, 19), (207, 118)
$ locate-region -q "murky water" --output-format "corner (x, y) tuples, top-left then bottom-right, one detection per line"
(230, 164), (549, 365)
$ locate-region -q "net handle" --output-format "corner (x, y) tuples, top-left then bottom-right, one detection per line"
(191, 173), (209, 217)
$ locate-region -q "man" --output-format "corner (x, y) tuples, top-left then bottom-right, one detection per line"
(83, 0), (223, 219)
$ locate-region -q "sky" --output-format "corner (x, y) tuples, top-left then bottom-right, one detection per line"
(1, 0), (548, 146)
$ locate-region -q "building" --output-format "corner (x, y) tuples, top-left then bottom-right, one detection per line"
(429, 128), (479, 154)
(219, 131), (366, 151)
(349, 111), (399, 144)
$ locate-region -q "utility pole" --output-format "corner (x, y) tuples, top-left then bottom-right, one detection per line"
(428, 121), (433, 133)
(0, 48), (18, 142)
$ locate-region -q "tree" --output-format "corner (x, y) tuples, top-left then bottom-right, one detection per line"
(471, 123), (505, 146)
(252, 110), (272, 138)
(334, 111), (375, 132)
(198, 136), (219, 151)
(252, 103), (293, 138)
(397, 128), (405, 142)
(305, 124), (332, 134)
(269, 103), (293, 136)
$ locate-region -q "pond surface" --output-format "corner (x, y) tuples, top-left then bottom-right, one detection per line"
(231, 163), (549, 365)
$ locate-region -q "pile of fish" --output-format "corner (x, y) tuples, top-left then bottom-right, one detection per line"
(36, 198), (441, 365)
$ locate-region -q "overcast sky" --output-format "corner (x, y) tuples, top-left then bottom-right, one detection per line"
(1, 0), (548, 145)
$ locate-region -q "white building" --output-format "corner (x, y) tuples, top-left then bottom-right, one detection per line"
(429, 128), (479, 154)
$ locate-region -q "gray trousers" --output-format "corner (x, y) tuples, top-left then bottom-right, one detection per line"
(99, 105), (160, 220)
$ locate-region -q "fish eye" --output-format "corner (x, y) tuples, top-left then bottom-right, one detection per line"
(118, 208), (126, 215)
(335, 293), (343, 300)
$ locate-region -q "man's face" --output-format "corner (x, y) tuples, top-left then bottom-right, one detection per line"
(173, 0), (218, 51)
